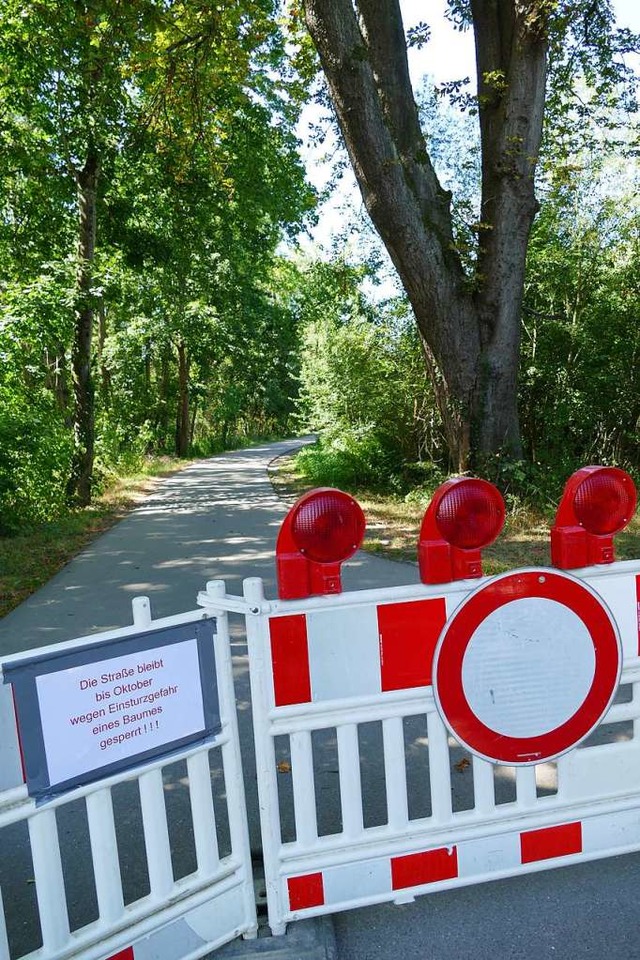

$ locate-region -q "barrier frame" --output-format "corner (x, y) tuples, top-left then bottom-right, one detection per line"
(0, 582), (257, 960)
(4, 559), (640, 953)
(196, 561), (640, 935)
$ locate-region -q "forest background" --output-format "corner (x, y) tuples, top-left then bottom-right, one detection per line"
(1, 0), (639, 610)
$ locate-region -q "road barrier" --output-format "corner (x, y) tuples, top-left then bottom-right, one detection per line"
(2, 464), (640, 955)
(0, 591), (257, 960)
(196, 557), (640, 935)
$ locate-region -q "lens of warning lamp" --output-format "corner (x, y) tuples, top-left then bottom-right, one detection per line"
(435, 479), (505, 550)
(573, 468), (636, 536)
(291, 490), (366, 564)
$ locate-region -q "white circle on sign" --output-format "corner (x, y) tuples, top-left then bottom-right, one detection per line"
(461, 598), (596, 739)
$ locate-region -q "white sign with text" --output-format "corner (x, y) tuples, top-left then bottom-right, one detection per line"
(36, 638), (205, 784)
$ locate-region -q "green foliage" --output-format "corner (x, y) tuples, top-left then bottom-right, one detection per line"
(520, 165), (640, 479)
(1, 0), (638, 535)
(543, 0), (639, 171)
(441, 0), (638, 167)
(296, 430), (396, 490)
(0, 386), (73, 533)
(292, 257), (444, 493)
(0, 264), (76, 530)
(0, 0), (316, 533)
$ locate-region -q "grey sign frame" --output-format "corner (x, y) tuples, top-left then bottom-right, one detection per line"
(2, 617), (220, 803)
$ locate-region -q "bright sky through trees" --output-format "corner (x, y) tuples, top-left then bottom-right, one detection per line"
(299, 0), (640, 255)
(402, 0), (640, 84)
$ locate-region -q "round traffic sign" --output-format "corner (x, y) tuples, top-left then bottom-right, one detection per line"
(433, 569), (621, 765)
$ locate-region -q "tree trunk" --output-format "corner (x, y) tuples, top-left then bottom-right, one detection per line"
(303, 0), (548, 468)
(97, 300), (111, 408)
(67, 148), (99, 506)
(190, 398), (198, 446)
(155, 348), (172, 450)
(468, 0), (547, 462)
(44, 343), (73, 425)
(175, 339), (190, 457)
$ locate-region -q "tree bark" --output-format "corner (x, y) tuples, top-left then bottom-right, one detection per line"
(469, 0), (547, 459)
(67, 148), (99, 505)
(303, 0), (549, 468)
(155, 348), (172, 450)
(175, 339), (190, 457)
(44, 344), (73, 425)
(97, 300), (111, 408)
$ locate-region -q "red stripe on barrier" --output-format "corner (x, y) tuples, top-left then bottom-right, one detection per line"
(269, 615), (312, 706)
(520, 822), (582, 863)
(391, 846), (458, 889)
(636, 574), (640, 655)
(105, 948), (134, 960)
(287, 872), (325, 910)
(378, 598), (447, 691)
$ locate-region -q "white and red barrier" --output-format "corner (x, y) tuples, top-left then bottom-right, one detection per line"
(0, 592), (257, 960)
(2, 462), (640, 956)
(196, 560), (640, 935)
(196, 466), (640, 935)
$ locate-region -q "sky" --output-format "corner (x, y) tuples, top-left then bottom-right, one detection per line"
(401, 0), (640, 86)
(298, 0), (640, 259)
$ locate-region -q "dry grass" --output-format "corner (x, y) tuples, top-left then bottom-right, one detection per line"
(269, 452), (640, 573)
(0, 458), (191, 618)
(4, 450), (638, 621)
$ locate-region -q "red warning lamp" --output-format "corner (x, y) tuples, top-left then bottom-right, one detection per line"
(276, 488), (366, 599)
(551, 466), (637, 569)
(418, 478), (506, 584)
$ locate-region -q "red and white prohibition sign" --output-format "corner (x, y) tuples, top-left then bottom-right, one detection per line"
(433, 569), (622, 765)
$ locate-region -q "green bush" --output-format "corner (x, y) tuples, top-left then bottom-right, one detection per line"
(295, 259), (443, 493)
(93, 415), (155, 491)
(296, 429), (398, 491)
(520, 179), (640, 478)
(0, 388), (72, 534)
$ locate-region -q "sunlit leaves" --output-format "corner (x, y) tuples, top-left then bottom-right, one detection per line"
(521, 162), (640, 468)
(0, 0), (316, 524)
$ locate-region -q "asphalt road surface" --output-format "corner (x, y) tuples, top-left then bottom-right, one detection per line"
(1, 438), (640, 960)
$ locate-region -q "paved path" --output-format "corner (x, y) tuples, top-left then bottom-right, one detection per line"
(2, 439), (640, 960)
(0, 438), (413, 655)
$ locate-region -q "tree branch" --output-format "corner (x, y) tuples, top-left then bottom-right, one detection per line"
(470, 0), (548, 338)
(357, 0), (455, 239)
(303, 0), (476, 366)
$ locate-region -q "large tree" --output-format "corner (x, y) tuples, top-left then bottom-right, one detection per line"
(301, 0), (637, 469)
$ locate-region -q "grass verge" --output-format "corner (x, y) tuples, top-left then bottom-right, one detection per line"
(0, 457), (191, 618)
(6, 447), (639, 621)
(268, 451), (640, 573)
